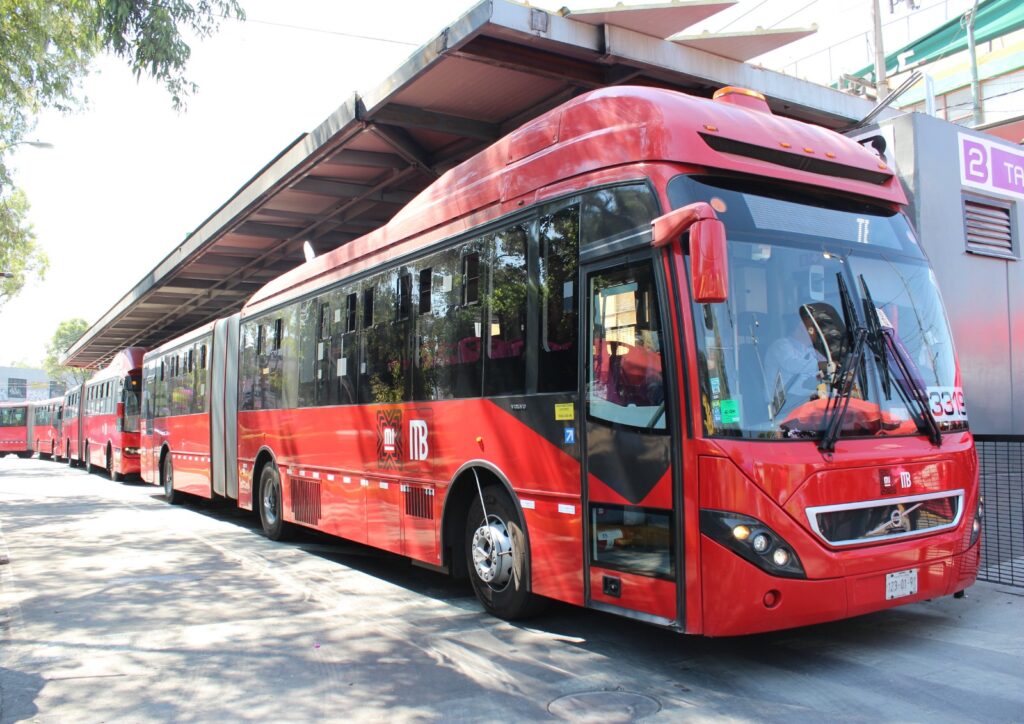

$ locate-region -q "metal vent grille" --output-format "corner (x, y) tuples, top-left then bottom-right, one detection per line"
(290, 478), (322, 525)
(964, 197), (1014, 257)
(806, 490), (964, 547)
(404, 485), (434, 519)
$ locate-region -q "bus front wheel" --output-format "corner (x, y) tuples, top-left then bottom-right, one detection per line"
(107, 446), (121, 482)
(258, 464), (290, 541)
(163, 455), (181, 505)
(464, 484), (541, 620)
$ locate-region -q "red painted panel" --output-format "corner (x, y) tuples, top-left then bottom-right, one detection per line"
(366, 477), (402, 555)
(701, 536), (848, 637)
(589, 568), (677, 621)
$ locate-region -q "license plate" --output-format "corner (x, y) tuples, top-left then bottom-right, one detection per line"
(885, 568), (918, 600)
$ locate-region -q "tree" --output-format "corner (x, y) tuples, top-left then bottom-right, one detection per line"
(44, 317), (91, 387)
(0, 0), (245, 306)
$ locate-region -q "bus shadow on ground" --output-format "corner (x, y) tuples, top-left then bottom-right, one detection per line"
(152, 487), (973, 655)
(4, 478), (1015, 722)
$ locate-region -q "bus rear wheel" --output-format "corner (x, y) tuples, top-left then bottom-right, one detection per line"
(163, 455), (181, 504)
(107, 446), (121, 482)
(464, 484), (541, 620)
(258, 464), (290, 541)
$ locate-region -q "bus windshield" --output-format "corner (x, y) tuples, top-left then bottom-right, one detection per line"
(668, 175), (964, 441)
(123, 372), (142, 432)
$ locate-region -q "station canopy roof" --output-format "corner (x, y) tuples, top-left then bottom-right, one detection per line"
(64, 0), (882, 368)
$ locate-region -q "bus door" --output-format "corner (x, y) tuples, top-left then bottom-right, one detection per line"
(581, 253), (680, 626)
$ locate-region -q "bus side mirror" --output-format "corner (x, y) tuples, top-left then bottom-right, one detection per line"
(651, 202), (729, 303)
(115, 402), (125, 432)
(690, 218), (728, 303)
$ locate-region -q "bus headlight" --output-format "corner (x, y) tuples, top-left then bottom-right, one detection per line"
(700, 509), (806, 579)
(969, 496), (983, 547)
(123, 447), (141, 456)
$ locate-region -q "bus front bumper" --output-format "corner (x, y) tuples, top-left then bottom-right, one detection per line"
(699, 534), (981, 637)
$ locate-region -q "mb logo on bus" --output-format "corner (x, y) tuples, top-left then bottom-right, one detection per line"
(377, 409), (403, 470)
(409, 420), (429, 461)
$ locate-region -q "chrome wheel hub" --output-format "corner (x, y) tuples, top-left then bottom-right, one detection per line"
(471, 517), (513, 588)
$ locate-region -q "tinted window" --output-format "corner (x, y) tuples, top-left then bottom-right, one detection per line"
(414, 242), (483, 401)
(587, 260), (667, 431)
(538, 204), (580, 393)
(581, 183), (658, 248)
(486, 223), (528, 396)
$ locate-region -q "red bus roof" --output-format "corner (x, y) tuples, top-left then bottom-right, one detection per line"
(246, 85), (904, 313)
(87, 347), (146, 383)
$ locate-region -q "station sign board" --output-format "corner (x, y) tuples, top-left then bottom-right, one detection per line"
(959, 132), (1024, 201)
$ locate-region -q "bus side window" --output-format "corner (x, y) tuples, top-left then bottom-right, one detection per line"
(334, 288), (359, 405)
(485, 223), (528, 396)
(298, 298), (318, 408)
(538, 204), (580, 393)
(414, 250), (461, 401)
(587, 261), (667, 430)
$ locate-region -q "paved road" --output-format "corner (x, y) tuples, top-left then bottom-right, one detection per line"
(1, 456), (1022, 723)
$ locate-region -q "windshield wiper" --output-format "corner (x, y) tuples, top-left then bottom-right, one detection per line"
(819, 326), (868, 453)
(818, 275), (869, 453)
(859, 275), (942, 447)
(837, 274), (868, 395)
(859, 276), (891, 400)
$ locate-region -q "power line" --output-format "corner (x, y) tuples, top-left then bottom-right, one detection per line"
(715, 0), (770, 33)
(770, 0), (825, 29)
(240, 15), (420, 47)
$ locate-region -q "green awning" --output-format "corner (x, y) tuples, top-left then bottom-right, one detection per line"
(851, 0), (1024, 82)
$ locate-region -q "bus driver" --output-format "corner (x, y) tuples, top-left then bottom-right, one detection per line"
(764, 312), (823, 407)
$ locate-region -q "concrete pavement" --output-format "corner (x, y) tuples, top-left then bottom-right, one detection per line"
(1, 455), (1022, 722)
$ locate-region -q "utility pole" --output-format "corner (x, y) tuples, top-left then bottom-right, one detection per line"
(965, 0), (984, 126)
(871, 0), (889, 102)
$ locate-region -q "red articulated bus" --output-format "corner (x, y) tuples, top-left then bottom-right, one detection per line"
(141, 86), (979, 635)
(30, 396), (63, 460)
(0, 401), (32, 458)
(140, 326), (217, 498)
(60, 385), (83, 466)
(76, 348), (145, 480)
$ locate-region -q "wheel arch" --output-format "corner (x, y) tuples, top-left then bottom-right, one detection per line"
(251, 445), (279, 506)
(440, 460), (532, 586)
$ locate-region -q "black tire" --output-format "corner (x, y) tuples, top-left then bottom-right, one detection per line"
(16, 451), (32, 459)
(66, 441), (75, 467)
(107, 447), (122, 482)
(84, 443), (94, 473)
(163, 454), (181, 504)
(464, 483), (542, 620)
(258, 464), (290, 541)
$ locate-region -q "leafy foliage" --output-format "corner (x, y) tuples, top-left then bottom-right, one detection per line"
(0, 187), (48, 305)
(44, 317), (91, 386)
(0, 0), (244, 306)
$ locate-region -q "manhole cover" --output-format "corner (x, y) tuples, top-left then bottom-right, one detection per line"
(548, 690), (661, 722)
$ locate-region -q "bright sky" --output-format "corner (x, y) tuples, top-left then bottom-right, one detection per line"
(0, 0), (973, 367)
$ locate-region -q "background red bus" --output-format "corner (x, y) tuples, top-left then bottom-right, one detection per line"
(78, 348), (145, 481)
(0, 401), (32, 458)
(60, 385), (82, 466)
(140, 326), (216, 499)
(141, 86), (980, 635)
(30, 396), (62, 460)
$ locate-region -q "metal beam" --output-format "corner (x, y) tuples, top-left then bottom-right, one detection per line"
(292, 177), (416, 205)
(370, 103), (499, 141)
(328, 149), (408, 169)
